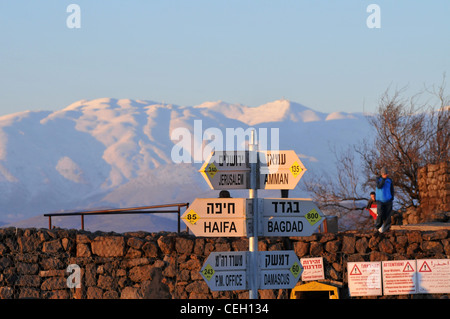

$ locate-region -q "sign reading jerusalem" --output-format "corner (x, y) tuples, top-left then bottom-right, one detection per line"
(199, 151), (250, 190)
(200, 150), (307, 190)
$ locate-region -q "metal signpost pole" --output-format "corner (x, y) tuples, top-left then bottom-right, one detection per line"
(248, 130), (259, 299)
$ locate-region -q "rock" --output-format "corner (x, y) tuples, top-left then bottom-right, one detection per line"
(157, 235), (174, 254)
(91, 236), (125, 257)
(293, 241), (309, 257)
(42, 239), (63, 253)
(342, 236), (356, 254)
(176, 237), (194, 255)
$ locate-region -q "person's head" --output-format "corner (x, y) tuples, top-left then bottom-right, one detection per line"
(380, 167), (389, 178)
(219, 190), (231, 198)
(370, 191), (376, 200)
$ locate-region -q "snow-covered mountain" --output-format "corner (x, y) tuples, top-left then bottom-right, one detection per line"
(0, 98), (371, 232)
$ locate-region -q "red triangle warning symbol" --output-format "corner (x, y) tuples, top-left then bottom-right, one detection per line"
(403, 262), (414, 272)
(419, 261), (432, 272)
(350, 264), (362, 275)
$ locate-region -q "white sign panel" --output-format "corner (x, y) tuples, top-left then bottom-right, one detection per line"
(417, 259), (450, 294)
(184, 217), (248, 237)
(203, 171), (251, 190)
(260, 269), (299, 290)
(200, 151), (250, 190)
(261, 198), (323, 217)
(259, 150), (307, 190)
(301, 257), (325, 281)
(258, 250), (303, 290)
(200, 251), (248, 291)
(259, 198), (325, 237)
(348, 262), (382, 297)
(181, 198), (250, 237)
(382, 260), (417, 295)
(260, 216), (321, 237)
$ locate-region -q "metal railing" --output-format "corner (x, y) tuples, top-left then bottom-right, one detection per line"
(43, 203), (190, 233)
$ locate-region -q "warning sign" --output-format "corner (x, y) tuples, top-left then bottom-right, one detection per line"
(419, 260), (432, 272)
(382, 260), (417, 295)
(348, 262), (382, 297)
(417, 259), (450, 294)
(301, 257), (324, 281)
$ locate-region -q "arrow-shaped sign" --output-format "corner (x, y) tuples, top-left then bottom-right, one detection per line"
(181, 198), (251, 237)
(259, 150), (307, 190)
(199, 250), (303, 292)
(259, 198), (325, 237)
(199, 151), (251, 190)
(199, 150), (307, 190)
(200, 251), (248, 291)
(259, 250), (303, 289)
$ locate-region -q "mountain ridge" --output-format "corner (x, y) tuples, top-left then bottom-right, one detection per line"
(0, 98), (371, 231)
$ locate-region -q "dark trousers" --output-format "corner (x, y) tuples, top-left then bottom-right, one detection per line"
(375, 200), (393, 229)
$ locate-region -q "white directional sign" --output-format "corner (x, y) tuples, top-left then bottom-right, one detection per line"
(259, 198), (325, 237)
(200, 250), (303, 292)
(259, 250), (303, 290)
(181, 198), (251, 237)
(259, 150), (307, 190)
(200, 151), (251, 190)
(200, 150), (307, 190)
(200, 251), (248, 291)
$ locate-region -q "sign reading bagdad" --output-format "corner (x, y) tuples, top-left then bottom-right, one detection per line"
(259, 198), (325, 237)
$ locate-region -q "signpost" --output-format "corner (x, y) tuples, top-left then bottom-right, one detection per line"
(259, 198), (325, 237)
(181, 198), (251, 237)
(191, 134), (325, 299)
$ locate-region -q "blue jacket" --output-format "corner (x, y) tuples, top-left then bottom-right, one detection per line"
(376, 177), (394, 203)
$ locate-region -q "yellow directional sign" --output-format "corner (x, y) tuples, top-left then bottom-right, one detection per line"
(260, 150), (307, 190)
(259, 250), (303, 289)
(200, 151), (251, 190)
(259, 198), (325, 237)
(181, 198), (250, 237)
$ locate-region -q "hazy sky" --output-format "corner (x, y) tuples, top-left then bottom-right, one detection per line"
(1, 0), (449, 116)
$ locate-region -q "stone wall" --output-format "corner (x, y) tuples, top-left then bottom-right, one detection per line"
(412, 161), (450, 224)
(0, 227), (449, 299)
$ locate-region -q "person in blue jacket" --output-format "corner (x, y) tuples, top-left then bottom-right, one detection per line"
(374, 167), (394, 232)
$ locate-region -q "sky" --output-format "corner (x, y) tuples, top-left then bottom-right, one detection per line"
(0, 0), (449, 116)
